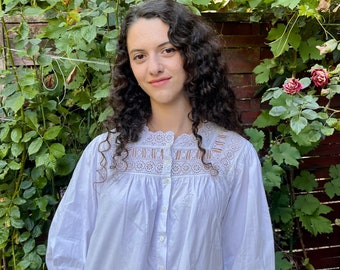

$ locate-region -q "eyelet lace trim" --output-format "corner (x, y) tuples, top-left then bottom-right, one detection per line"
(112, 122), (244, 177)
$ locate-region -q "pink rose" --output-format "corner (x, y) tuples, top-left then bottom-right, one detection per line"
(311, 68), (329, 88)
(283, 78), (303, 95)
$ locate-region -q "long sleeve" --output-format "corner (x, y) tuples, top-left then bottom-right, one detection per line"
(46, 138), (100, 270)
(222, 142), (275, 270)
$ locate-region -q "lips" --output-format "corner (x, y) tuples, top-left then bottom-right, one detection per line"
(149, 77), (171, 87)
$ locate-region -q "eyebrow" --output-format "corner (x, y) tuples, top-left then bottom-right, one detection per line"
(129, 41), (172, 55)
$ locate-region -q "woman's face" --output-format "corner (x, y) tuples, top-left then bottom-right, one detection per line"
(127, 18), (188, 109)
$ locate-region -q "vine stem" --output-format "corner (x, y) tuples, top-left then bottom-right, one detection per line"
(1, 15), (29, 269)
(288, 168), (309, 262)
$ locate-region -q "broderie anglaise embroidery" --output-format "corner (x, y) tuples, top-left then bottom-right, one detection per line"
(110, 122), (244, 177)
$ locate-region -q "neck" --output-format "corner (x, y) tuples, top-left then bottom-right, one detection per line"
(148, 101), (193, 137)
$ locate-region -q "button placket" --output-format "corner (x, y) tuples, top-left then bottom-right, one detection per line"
(157, 139), (173, 270)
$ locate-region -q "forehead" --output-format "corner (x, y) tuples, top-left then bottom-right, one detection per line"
(127, 18), (170, 50)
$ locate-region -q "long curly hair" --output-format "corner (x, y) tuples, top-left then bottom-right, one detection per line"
(104, 0), (242, 168)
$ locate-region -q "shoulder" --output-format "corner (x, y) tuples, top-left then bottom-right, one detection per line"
(202, 122), (253, 153)
(203, 122), (258, 167)
(81, 130), (118, 158)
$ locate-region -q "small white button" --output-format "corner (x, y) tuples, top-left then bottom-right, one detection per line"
(160, 235), (165, 242)
(162, 207), (167, 212)
(164, 178), (170, 184)
(160, 266), (165, 270)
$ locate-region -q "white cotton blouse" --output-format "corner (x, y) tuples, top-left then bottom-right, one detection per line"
(46, 122), (275, 270)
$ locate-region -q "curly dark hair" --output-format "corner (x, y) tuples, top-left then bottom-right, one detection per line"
(104, 0), (242, 167)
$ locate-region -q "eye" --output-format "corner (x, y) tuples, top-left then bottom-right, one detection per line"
(162, 47), (176, 55)
(132, 53), (146, 63)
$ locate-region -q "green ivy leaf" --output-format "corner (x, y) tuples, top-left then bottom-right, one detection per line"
(27, 251), (43, 269)
(192, 0), (210, 5)
(93, 15), (107, 27)
(34, 196), (48, 212)
(299, 215), (333, 236)
(11, 142), (24, 157)
(81, 25), (97, 43)
(20, 180), (32, 190)
(11, 128), (23, 143)
(23, 238), (35, 254)
(37, 54), (52, 67)
(299, 37), (324, 62)
(2, 82), (18, 97)
(329, 164), (340, 180)
(253, 110), (280, 128)
(0, 144), (10, 159)
(325, 165), (340, 198)
(248, 0), (262, 8)
(10, 217), (25, 229)
(22, 85), (39, 99)
(244, 128), (264, 152)
(10, 206), (20, 219)
(302, 109), (319, 120)
(268, 24), (301, 57)
(0, 227), (10, 245)
(272, 0), (300, 9)
(17, 260), (30, 269)
(0, 124), (10, 141)
(94, 86), (110, 99)
(269, 106), (287, 117)
(49, 143), (65, 158)
(275, 251), (293, 270)
(25, 111), (39, 130)
(36, 153), (57, 170)
(8, 160), (21, 170)
(326, 117), (338, 127)
(4, 93), (25, 113)
(28, 137), (43, 155)
(12, 197), (26, 206)
(270, 191), (292, 223)
(98, 107), (113, 122)
(18, 232), (31, 243)
(271, 143), (300, 167)
(299, 77), (311, 89)
(253, 59), (276, 84)
(294, 194), (320, 215)
(293, 171), (317, 192)
(23, 187), (37, 199)
(56, 154), (78, 176)
(262, 159), (284, 192)
(43, 126), (62, 140)
(290, 116), (308, 134)
(321, 126), (334, 136)
(22, 131), (38, 143)
(23, 7), (45, 16)
(36, 244), (47, 256)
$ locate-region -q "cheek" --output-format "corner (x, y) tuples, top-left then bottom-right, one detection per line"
(130, 64), (144, 83)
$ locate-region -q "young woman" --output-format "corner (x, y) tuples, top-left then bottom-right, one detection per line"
(46, 0), (275, 269)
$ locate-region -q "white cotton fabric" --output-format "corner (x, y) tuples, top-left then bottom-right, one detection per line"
(46, 122), (275, 270)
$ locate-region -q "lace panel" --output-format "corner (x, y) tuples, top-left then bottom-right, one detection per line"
(111, 122), (245, 177)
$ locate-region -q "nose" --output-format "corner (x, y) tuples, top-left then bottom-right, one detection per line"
(148, 54), (164, 75)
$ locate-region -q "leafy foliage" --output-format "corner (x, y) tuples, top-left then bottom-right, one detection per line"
(243, 0), (340, 268)
(0, 0), (128, 268)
